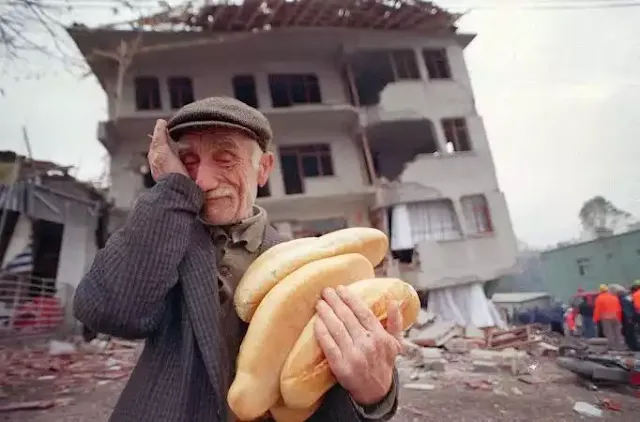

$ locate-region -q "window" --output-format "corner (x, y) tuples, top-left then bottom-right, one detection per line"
(257, 182), (270, 198)
(442, 118), (471, 152)
(422, 49), (452, 79)
(390, 50), (420, 80)
(268, 74), (322, 108)
(461, 195), (493, 235)
(279, 144), (334, 195)
(134, 76), (161, 110)
(576, 258), (590, 276)
(232, 75), (259, 108)
(406, 200), (462, 243)
(168, 76), (194, 109)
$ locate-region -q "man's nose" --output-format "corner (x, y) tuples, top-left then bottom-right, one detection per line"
(194, 164), (221, 191)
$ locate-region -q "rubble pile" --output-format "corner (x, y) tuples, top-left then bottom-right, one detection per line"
(397, 310), (562, 389)
(0, 338), (141, 412)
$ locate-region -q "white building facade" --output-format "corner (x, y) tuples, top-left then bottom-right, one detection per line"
(69, 1), (517, 292)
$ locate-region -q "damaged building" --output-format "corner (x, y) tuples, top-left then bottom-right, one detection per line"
(0, 151), (107, 336)
(68, 0), (518, 326)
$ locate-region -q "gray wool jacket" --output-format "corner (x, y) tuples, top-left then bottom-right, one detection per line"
(73, 174), (398, 422)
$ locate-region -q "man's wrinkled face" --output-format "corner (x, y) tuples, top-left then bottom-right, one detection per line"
(177, 128), (273, 225)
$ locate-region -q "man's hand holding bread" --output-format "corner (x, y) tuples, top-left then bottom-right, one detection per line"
(315, 285), (402, 406)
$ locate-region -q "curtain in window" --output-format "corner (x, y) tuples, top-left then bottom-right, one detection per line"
(461, 195), (492, 234)
(390, 200), (461, 251)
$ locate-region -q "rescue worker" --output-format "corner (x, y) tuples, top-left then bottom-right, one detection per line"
(612, 285), (638, 351)
(593, 284), (624, 351)
(632, 280), (640, 318)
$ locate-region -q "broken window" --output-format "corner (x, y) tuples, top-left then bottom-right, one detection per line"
(168, 76), (194, 109)
(461, 194), (493, 235)
(422, 49), (452, 79)
(390, 50), (420, 80)
(279, 144), (334, 195)
(268, 74), (322, 108)
(257, 181), (270, 198)
(576, 258), (590, 276)
(442, 118), (471, 152)
(406, 200), (461, 242)
(134, 76), (161, 110)
(349, 49), (420, 106)
(232, 75), (259, 108)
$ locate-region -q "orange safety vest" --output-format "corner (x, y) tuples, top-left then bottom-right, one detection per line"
(633, 290), (640, 312)
(593, 292), (622, 322)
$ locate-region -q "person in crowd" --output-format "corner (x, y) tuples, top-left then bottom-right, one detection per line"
(578, 293), (596, 338)
(73, 97), (400, 422)
(593, 284), (624, 351)
(614, 285), (638, 351)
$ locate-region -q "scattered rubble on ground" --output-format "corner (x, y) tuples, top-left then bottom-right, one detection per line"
(0, 337), (141, 413)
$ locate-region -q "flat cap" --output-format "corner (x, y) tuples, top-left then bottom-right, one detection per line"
(167, 96), (273, 151)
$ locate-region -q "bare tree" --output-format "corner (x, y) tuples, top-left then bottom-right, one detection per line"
(579, 195), (635, 237)
(0, 1), (138, 76)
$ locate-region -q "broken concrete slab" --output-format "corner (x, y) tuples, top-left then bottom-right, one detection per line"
(444, 338), (480, 354)
(423, 358), (447, 372)
(415, 309), (437, 328)
(420, 347), (443, 360)
(410, 321), (464, 347)
(472, 360), (499, 373)
(404, 383), (436, 391)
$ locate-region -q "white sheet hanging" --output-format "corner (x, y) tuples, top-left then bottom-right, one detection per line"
(390, 204), (413, 250)
(426, 282), (506, 329)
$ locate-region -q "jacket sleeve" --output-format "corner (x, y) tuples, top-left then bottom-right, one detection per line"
(310, 368), (399, 422)
(593, 297), (601, 322)
(73, 174), (203, 339)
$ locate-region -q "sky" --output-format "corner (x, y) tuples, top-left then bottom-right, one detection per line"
(0, 0), (639, 248)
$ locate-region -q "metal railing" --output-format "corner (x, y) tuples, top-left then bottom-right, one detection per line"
(0, 274), (75, 339)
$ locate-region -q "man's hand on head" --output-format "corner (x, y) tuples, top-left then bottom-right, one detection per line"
(148, 119), (189, 181)
(314, 286), (403, 406)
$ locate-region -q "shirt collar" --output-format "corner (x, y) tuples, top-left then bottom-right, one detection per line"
(204, 205), (267, 253)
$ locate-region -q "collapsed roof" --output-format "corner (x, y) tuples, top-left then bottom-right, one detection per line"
(82, 0), (460, 33)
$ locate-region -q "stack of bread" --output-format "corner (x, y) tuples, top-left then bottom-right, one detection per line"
(227, 227), (420, 422)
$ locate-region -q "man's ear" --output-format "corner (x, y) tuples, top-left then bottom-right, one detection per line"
(257, 151), (274, 187)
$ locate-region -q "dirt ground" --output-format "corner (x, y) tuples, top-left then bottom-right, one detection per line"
(3, 369), (640, 421)
(2, 338), (639, 421)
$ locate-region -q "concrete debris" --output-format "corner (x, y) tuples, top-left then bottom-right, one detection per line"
(0, 338), (142, 412)
(472, 360), (499, 373)
(510, 386), (523, 396)
(404, 383), (436, 391)
(409, 321), (464, 347)
(572, 401), (603, 418)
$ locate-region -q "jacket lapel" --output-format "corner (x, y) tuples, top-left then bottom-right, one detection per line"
(181, 225), (228, 420)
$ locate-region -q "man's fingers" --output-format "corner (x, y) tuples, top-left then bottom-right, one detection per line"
(386, 300), (403, 341)
(335, 285), (382, 333)
(314, 317), (343, 363)
(323, 288), (372, 341)
(316, 299), (354, 350)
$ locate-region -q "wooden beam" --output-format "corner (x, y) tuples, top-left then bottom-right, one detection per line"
(293, 0), (319, 26)
(382, 2), (416, 29)
(308, 0), (337, 26)
(243, 0), (267, 30)
(226, 1), (247, 31)
(370, 0), (401, 28)
(282, 0), (306, 27)
(263, 0), (287, 27)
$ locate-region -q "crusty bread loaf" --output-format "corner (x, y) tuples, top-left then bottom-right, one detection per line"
(269, 400), (320, 422)
(280, 278), (420, 410)
(227, 254), (376, 421)
(234, 228), (388, 322)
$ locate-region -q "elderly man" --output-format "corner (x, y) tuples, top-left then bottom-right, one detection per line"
(73, 97), (400, 422)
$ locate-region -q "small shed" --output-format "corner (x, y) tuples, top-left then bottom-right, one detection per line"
(491, 292), (552, 321)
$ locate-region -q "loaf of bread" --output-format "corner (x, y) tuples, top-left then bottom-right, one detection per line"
(279, 278), (420, 410)
(227, 253), (376, 421)
(234, 228), (388, 322)
(269, 400), (320, 422)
